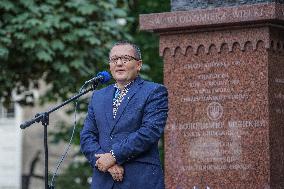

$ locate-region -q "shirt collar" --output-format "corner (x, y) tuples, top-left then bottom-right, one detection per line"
(114, 77), (138, 91)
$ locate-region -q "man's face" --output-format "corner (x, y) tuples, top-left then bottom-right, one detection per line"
(109, 44), (142, 84)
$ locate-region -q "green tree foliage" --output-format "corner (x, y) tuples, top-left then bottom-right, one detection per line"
(0, 0), (130, 105)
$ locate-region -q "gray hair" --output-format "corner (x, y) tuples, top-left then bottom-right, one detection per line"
(109, 41), (142, 60)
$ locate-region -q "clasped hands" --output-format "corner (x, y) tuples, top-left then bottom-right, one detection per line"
(95, 153), (124, 182)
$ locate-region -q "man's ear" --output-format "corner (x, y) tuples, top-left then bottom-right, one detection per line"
(137, 60), (142, 71)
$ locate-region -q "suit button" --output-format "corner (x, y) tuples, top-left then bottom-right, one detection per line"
(110, 135), (113, 139)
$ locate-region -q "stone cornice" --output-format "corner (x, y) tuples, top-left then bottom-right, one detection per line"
(140, 3), (284, 32)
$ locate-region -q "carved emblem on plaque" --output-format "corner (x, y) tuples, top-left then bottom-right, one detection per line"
(207, 102), (223, 121)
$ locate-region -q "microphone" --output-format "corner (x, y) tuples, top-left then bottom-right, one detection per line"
(85, 71), (111, 84)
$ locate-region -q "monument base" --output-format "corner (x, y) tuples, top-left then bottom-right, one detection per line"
(140, 3), (284, 189)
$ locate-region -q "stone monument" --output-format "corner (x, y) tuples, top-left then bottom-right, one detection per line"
(140, 1), (284, 188)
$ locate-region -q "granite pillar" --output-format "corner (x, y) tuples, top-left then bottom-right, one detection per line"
(140, 2), (284, 189)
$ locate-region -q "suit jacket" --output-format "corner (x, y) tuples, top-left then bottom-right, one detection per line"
(80, 77), (168, 189)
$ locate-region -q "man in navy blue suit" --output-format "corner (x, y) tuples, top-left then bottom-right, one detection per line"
(80, 41), (168, 189)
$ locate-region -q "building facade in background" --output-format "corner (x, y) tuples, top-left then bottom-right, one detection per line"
(0, 103), (22, 189)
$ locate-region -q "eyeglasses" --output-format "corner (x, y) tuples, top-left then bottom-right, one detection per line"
(109, 55), (140, 65)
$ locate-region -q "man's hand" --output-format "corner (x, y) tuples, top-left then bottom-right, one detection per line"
(108, 164), (124, 182)
(95, 153), (116, 172)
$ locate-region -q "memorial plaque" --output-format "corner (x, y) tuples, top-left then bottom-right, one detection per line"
(140, 2), (284, 189)
(161, 29), (272, 188)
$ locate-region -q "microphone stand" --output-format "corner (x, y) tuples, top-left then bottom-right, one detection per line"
(20, 81), (99, 189)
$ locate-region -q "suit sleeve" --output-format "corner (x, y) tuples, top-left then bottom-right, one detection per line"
(111, 85), (168, 165)
(80, 93), (105, 168)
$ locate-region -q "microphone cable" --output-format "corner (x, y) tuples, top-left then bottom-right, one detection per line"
(49, 82), (89, 188)
(49, 70), (110, 188)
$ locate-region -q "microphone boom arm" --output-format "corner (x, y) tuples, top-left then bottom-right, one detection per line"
(20, 81), (98, 129)
(19, 72), (108, 189)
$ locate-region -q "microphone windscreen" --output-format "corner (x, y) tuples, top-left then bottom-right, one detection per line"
(97, 71), (111, 84)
